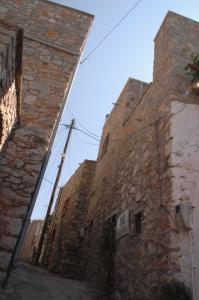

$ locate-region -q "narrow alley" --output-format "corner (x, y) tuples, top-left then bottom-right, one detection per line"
(0, 0), (199, 299)
(0, 263), (95, 300)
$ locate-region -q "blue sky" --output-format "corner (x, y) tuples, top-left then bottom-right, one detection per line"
(31, 0), (199, 220)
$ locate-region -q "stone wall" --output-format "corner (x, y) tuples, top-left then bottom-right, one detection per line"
(0, 22), (22, 151)
(169, 101), (199, 299)
(46, 160), (96, 280)
(84, 12), (199, 300)
(19, 220), (43, 263)
(0, 0), (93, 283)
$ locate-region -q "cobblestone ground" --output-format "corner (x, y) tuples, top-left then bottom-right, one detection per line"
(0, 263), (95, 300)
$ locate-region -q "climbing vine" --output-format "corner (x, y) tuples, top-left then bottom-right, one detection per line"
(185, 53), (199, 82)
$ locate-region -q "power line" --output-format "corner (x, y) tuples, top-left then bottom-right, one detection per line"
(43, 177), (62, 189)
(112, 108), (185, 143)
(75, 130), (100, 146)
(45, 132), (66, 177)
(67, 105), (101, 138)
(74, 127), (100, 142)
(80, 0), (143, 64)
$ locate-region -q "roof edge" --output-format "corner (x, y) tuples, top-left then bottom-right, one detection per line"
(43, 0), (94, 19)
(154, 10), (199, 42)
(118, 77), (149, 101)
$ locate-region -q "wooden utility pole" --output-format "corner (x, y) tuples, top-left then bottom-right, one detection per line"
(35, 119), (75, 265)
(42, 187), (63, 267)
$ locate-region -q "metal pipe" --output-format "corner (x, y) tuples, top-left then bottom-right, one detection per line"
(189, 228), (196, 300)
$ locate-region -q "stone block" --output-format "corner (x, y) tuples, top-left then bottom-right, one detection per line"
(0, 251), (11, 270)
(0, 236), (17, 251)
(24, 95), (37, 105)
(5, 218), (22, 237)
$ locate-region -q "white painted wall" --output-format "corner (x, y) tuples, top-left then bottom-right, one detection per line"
(170, 101), (199, 300)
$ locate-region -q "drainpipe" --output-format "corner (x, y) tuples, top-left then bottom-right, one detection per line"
(15, 28), (23, 124)
(189, 228), (196, 300)
(2, 50), (82, 288)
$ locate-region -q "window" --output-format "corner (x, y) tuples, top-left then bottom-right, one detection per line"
(111, 214), (117, 227)
(134, 212), (142, 234)
(116, 210), (129, 239)
(89, 220), (93, 232)
(103, 214), (117, 232)
(176, 205), (180, 214)
(119, 213), (125, 226)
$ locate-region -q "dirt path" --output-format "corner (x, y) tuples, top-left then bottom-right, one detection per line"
(0, 263), (95, 300)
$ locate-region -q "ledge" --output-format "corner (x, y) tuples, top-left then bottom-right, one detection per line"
(42, 0), (94, 19)
(154, 10), (199, 43)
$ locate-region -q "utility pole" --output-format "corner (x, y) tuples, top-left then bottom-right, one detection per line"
(35, 118), (75, 265)
(42, 187), (63, 267)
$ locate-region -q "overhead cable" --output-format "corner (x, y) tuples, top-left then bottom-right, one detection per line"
(43, 177), (62, 189)
(74, 127), (100, 142)
(67, 105), (100, 138)
(80, 0), (143, 64)
(45, 131), (67, 177)
(75, 130), (100, 146)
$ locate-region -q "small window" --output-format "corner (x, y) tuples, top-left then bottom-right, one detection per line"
(176, 205), (180, 213)
(120, 214), (125, 226)
(116, 210), (129, 239)
(111, 214), (117, 227)
(89, 220), (93, 232)
(134, 212), (142, 234)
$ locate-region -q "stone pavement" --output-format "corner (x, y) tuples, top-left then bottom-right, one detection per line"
(0, 263), (95, 300)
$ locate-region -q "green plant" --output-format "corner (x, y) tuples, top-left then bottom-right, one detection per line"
(185, 53), (199, 82)
(155, 280), (192, 300)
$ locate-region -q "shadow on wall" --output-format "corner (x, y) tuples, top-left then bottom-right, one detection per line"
(0, 20), (23, 152)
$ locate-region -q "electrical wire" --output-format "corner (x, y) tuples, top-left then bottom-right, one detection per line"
(75, 130), (100, 146)
(112, 107), (186, 143)
(43, 177), (62, 189)
(67, 105), (101, 138)
(80, 0), (143, 64)
(45, 132), (67, 177)
(74, 127), (100, 142)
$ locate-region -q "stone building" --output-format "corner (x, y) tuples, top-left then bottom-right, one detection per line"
(44, 160), (96, 280)
(0, 0), (93, 284)
(82, 12), (199, 300)
(19, 220), (43, 263)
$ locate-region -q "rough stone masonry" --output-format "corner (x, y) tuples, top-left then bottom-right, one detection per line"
(0, 21), (22, 152)
(25, 10), (199, 300)
(20, 219), (43, 263)
(0, 0), (93, 284)
(45, 160), (96, 280)
(82, 12), (199, 300)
